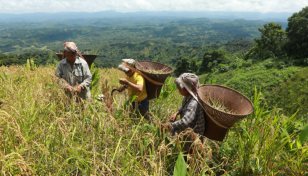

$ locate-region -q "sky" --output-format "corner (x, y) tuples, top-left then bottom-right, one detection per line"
(0, 0), (307, 14)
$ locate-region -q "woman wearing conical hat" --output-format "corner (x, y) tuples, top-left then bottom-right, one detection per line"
(55, 42), (92, 101)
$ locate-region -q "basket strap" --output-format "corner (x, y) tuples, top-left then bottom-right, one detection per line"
(122, 62), (164, 85)
(178, 78), (229, 129)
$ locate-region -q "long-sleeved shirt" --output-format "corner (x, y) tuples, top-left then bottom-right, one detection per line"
(55, 57), (92, 100)
(170, 94), (206, 151)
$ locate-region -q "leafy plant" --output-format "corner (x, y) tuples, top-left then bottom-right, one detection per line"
(203, 73), (216, 84)
(174, 152), (187, 176)
(89, 63), (100, 91)
(26, 59), (30, 71)
(299, 123), (308, 144)
(159, 77), (176, 100)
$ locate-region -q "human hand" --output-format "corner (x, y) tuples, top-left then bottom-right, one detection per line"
(66, 85), (74, 92)
(160, 123), (172, 132)
(119, 78), (129, 85)
(118, 85), (126, 92)
(169, 111), (179, 122)
(74, 86), (82, 93)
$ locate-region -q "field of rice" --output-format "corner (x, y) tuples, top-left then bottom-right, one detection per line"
(0, 65), (307, 175)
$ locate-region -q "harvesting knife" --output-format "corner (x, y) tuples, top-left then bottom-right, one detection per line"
(111, 89), (119, 97)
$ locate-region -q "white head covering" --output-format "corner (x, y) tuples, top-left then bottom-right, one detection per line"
(117, 58), (136, 73)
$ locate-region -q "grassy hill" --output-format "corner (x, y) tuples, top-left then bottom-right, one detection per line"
(199, 58), (308, 117)
(0, 65), (307, 175)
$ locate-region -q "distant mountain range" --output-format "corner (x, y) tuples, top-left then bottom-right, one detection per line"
(0, 10), (293, 23)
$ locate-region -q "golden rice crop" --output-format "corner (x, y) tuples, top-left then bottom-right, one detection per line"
(0, 64), (306, 175)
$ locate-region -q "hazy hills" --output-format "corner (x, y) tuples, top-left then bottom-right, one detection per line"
(0, 10), (293, 23)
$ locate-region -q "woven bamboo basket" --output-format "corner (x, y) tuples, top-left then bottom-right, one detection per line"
(55, 53), (97, 68)
(198, 84), (254, 141)
(135, 61), (173, 100)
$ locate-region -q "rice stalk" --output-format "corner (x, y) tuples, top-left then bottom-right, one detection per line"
(205, 96), (235, 114)
(0, 65), (306, 175)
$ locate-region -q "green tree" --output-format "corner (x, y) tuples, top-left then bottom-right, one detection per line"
(285, 6), (308, 59)
(200, 50), (227, 73)
(190, 57), (199, 73)
(246, 22), (286, 59)
(174, 57), (191, 76)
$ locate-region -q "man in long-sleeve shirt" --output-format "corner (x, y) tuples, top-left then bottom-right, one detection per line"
(55, 42), (92, 101)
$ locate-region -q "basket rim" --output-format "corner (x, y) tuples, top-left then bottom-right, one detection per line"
(55, 53), (98, 56)
(135, 61), (174, 75)
(198, 84), (254, 117)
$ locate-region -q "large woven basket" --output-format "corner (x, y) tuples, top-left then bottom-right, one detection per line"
(55, 53), (98, 68)
(198, 84), (254, 141)
(135, 61), (173, 100)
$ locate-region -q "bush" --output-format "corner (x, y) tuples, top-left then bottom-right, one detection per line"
(242, 59), (253, 67)
(218, 64), (229, 73)
(303, 58), (308, 66)
(263, 58), (274, 69)
(275, 61), (286, 69)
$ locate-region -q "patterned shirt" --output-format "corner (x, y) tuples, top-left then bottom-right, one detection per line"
(55, 57), (92, 100)
(170, 94), (206, 151)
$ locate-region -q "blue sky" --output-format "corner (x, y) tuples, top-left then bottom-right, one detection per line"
(0, 0), (306, 14)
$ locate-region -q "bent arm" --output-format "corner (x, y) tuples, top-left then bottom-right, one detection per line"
(55, 64), (69, 88)
(127, 82), (143, 92)
(119, 78), (143, 92)
(170, 100), (197, 133)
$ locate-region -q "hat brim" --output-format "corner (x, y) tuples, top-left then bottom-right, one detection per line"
(118, 64), (131, 73)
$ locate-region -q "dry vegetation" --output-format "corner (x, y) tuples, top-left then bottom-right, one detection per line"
(0, 65), (307, 175)
(138, 67), (171, 74)
(204, 96), (235, 114)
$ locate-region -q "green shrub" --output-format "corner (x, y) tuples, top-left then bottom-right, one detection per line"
(263, 58), (274, 69)
(218, 63), (229, 73)
(275, 61), (286, 69)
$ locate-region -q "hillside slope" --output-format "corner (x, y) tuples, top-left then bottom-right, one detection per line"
(199, 59), (308, 116)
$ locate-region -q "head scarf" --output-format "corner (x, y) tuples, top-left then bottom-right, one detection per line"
(174, 73), (200, 94)
(63, 42), (78, 54)
(62, 41), (88, 66)
(117, 59), (136, 73)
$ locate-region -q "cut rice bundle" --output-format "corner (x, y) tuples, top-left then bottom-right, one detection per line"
(138, 67), (170, 74)
(204, 96), (236, 114)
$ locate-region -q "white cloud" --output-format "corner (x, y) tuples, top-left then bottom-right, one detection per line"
(0, 0), (306, 13)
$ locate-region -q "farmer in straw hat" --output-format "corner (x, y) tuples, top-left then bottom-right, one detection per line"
(55, 42), (92, 101)
(161, 73), (205, 153)
(117, 59), (151, 123)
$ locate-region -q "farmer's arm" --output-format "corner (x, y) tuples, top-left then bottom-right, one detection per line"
(170, 105), (183, 121)
(119, 78), (143, 92)
(170, 100), (197, 133)
(79, 63), (92, 90)
(170, 111), (180, 121)
(55, 63), (69, 89)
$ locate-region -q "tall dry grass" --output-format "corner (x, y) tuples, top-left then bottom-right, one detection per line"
(0, 65), (307, 175)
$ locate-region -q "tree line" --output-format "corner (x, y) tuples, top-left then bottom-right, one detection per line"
(174, 7), (308, 76)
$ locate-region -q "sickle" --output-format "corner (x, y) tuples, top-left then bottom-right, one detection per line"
(111, 89), (119, 97)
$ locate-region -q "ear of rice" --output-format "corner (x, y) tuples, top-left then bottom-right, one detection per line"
(138, 65), (170, 74)
(205, 96), (236, 114)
